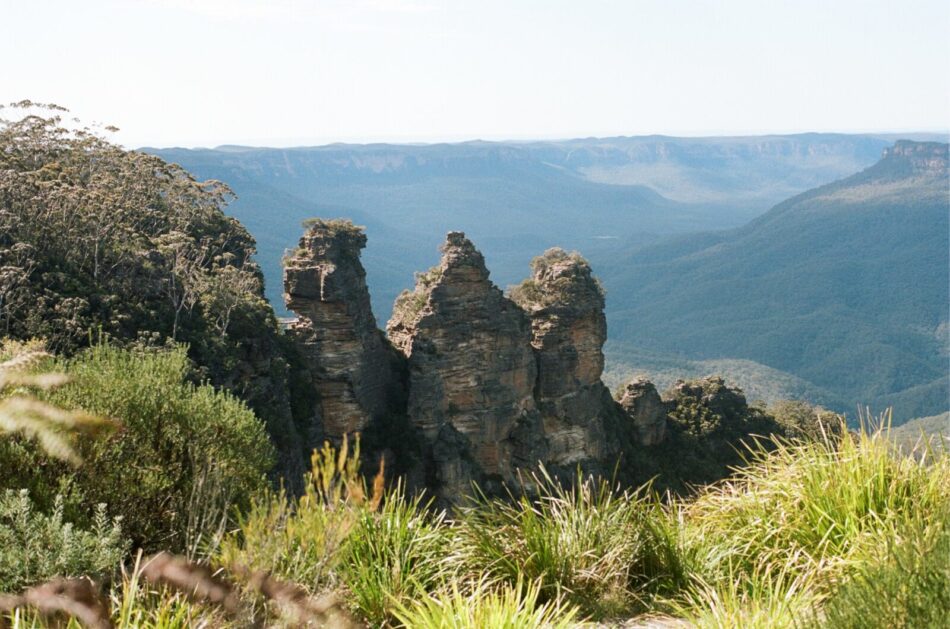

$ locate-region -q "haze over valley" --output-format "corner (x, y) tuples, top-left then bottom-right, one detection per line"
(150, 133), (949, 421)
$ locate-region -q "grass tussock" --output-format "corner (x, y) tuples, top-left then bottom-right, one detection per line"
(454, 469), (682, 619)
(391, 577), (580, 629)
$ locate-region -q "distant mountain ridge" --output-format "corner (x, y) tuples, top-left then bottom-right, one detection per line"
(598, 140), (949, 421)
(147, 133), (903, 314)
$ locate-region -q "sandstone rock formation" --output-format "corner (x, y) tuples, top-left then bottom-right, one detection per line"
(387, 232), (545, 499)
(509, 248), (619, 469)
(284, 219), (402, 440)
(617, 377), (667, 446)
(283, 222), (783, 501)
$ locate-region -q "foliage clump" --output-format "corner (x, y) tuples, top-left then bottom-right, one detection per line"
(0, 343), (274, 553)
(391, 265), (443, 325)
(644, 376), (784, 488)
(0, 102), (308, 482)
(509, 247), (604, 311)
(454, 469), (683, 619)
(0, 489), (126, 593)
(301, 217), (366, 237)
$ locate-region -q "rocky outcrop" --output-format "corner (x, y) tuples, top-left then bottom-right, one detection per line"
(617, 377), (667, 446)
(509, 248), (618, 469)
(284, 219), (402, 440)
(282, 222), (786, 501)
(882, 140), (949, 173)
(666, 376), (750, 420)
(387, 232), (544, 499)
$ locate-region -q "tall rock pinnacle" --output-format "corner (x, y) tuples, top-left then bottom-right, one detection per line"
(284, 219), (400, 439)
(510, 248), (620, 470)
(387, 232), (545, 500)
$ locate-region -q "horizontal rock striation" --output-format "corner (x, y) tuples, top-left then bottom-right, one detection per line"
(387, 232), (544, 500)
(510, 248), (619, 471)
(284, 219), (402, 440)
(282, 222), (782, 501)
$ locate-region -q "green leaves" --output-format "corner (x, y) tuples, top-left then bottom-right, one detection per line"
(0, 489), (127, 592)
(0, 342), (115, 465)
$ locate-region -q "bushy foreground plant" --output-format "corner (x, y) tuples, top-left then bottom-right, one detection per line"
(218, 436), (450, 625)
(671, 417), (950, 626)
(0, 340), (115, 466)
(0, 343), (274, 553)
(216, 437), (370, 593)
(338, 482), (447, 626)
(0, 490), (126, 593)
(816, 507), (950, 629)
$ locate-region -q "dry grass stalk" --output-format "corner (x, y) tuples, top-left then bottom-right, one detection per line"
(0, 344), (116, 465)
(140, 552), (243, 617)
(140, 553), (363, 627)
(0, 578), (112, 629)
(234, 565), (364, 628)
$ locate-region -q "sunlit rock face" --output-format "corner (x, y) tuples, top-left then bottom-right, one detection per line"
(387, 232), (545, 501)
(510, 248), (620, 469)
(284, 220), (402, 440)
(617, 377), (667, 446)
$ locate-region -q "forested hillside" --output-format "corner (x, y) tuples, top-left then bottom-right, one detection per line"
(598, 141), (950, 421)
(0, 103), (314, 482)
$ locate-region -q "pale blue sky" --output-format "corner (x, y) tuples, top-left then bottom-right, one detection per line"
(3, 0), (948, 147)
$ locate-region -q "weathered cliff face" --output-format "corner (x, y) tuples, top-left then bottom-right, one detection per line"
(617, 377), (667, 446)
(509, 248), (618, 469)
(387, 232), (545, 499)
(283, 220), (401, 440)
(281, 222), (787, 500)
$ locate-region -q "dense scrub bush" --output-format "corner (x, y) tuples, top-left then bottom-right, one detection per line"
(769, 399), (845, 441)
(215, 438), (368, 592)
(0, 489), (126, 592)
(4, 426), (949, 627)
(0, 102), (310, 484)
(672, 421), (950, 626)
(817, 510), (950, 629)
(0, 344), (274, 552)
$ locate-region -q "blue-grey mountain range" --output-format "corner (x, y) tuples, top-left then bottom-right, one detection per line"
(147, 133), (950, 422)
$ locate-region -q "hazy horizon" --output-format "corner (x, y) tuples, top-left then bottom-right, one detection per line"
(4, 0), (948, 148)
(139, 129), (950, 152)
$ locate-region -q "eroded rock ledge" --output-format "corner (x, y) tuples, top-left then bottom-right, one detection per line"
(285, 220), (778, 503)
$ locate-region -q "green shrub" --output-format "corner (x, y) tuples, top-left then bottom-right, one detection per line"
(455, 469), (679, 619)
(390, 578), (579, 629)
(817, 509), (950, 629)
(0, 489), (126, 592)
(338, 483), (448, 625)
(215, 436), (372, 592)
(684, 424), (950, 586)
(0, 344), (274, 552)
